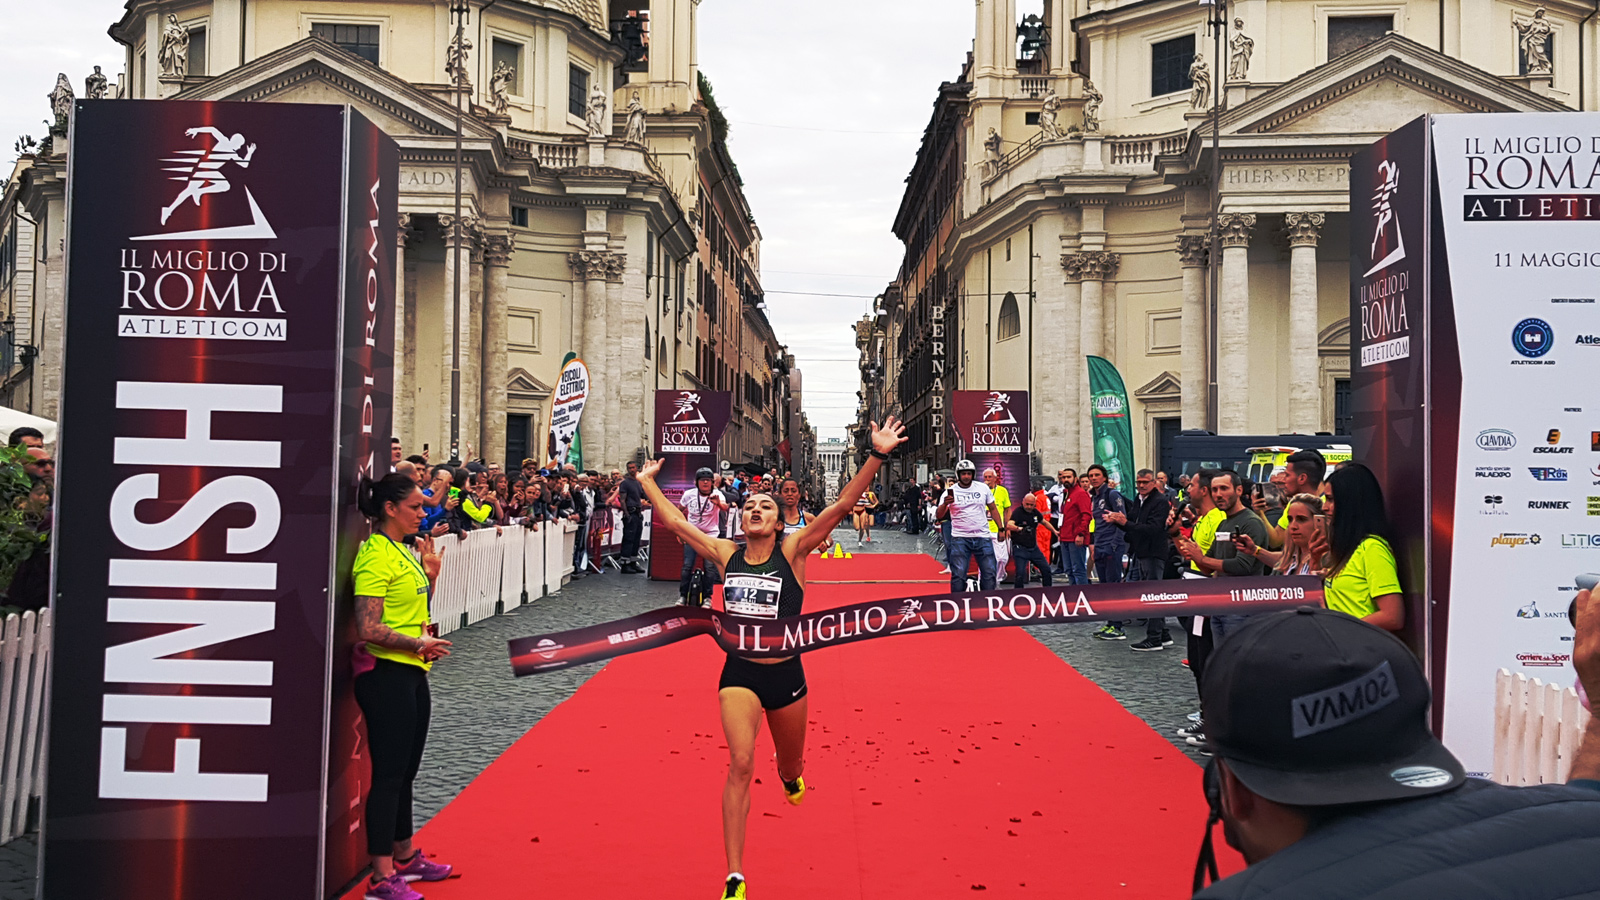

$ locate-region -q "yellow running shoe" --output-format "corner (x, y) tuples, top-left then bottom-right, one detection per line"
(721, 875), (747, 899)
(782, 775), (806, 806)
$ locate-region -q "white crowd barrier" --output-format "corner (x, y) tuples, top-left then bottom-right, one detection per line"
(1492, 669), (1592, 786)
(430, 522), (579, 636)
(0, 610), (49, 844)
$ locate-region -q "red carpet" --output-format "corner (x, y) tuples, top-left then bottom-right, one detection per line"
(353, 553), (1242, 898)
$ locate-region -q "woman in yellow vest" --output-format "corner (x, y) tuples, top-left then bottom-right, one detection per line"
(353, 472), (456, 900)
(1308, 463), (1405, 631)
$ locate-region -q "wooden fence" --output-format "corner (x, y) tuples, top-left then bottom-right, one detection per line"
(0, 610), (49, 844)
(1492, 668), (1592, 786)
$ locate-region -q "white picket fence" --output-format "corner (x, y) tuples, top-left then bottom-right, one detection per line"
(0, 610), (50, 844)
(1492, 668), (1593, 785)
(429, 522), (578, 636)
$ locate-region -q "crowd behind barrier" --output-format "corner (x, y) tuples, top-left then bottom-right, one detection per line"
(1493, 669), (1593, 786)
(426, 511), (653, 636)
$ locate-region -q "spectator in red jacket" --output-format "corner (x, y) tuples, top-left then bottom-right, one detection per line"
(1056, 468), (1092, 585)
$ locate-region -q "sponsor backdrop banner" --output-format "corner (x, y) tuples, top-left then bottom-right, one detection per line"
(648, 390), (733, 580)
(1086, 357), (1136, 490)
(1429, 113), (1600, 776)
(547, 356), (589, 466)
(45, 100), (396, 900)
(950, 391), (1030, 509)
(509, 577), (1323, 674)
(1348, 116), (1438, 668)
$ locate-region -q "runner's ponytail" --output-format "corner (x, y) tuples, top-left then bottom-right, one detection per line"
(359, 472), (419, 521)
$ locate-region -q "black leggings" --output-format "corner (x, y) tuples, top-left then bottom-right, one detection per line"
(354, 658), (432, 857)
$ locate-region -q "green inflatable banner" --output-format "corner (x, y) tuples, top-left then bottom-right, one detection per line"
(1086, 355), (1135, 490)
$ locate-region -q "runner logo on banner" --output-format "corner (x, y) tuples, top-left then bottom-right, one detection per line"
(658, 390), (721, 453)
(951, 390), (1030, 515)
(548, 358), (589, 465)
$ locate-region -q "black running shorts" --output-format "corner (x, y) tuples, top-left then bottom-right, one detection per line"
(718, 654), (808, 710)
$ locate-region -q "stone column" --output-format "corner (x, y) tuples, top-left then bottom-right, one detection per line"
(1035, 255), (1074, 473)
(1216, 213), (1255, 434)
(569, 250), (612, 465)
(1056, 254), (1085, 470)
(463, 222), (484, 459)
(394, 213), (415, 451)
(1285, 213), (1325, 434)
(1074, 250), (1119, 464)
(483, 234), (513, 469)
(602, 252), (627, 465)
(1175, 235), (1209, 430)
(438, 214), (463, 458)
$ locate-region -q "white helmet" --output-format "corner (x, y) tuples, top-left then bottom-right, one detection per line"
(955, 459), (976, 473)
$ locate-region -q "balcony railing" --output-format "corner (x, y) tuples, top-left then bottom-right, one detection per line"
(1107, 131), (1188, 167)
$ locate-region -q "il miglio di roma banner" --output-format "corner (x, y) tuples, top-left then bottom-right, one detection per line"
(1426, 114), (1600, 777)
(547, 357), (589, 465)
(951, 390), (1029, 509)
(510, 576), (1323, 674)
(46, 100), (397, 900)
(648, 390), (733, 580)
(1086, 357), (1135, 489)
(1348, 117), (1436, 669)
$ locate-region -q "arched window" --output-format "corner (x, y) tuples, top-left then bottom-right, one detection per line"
(644, 319), (652, 358)
(658, 337), (668, 377)
(997, 291), (1021, 340)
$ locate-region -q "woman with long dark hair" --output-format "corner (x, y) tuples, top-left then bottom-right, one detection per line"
(636, 418), (906, 900)
(1309, 463), (1404, 631)
(352, 473), (456, 900)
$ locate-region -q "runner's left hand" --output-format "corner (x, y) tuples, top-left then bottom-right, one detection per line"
(869, 416), (908, 456)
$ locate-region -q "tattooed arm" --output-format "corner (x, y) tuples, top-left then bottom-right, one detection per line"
(354, 595), (452, 661)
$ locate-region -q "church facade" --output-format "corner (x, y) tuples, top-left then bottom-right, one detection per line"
(2, 0), (800, 472)
(870, 0), (1576, 477)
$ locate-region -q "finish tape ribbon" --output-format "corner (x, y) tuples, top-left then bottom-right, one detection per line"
(509, 576), (1324, 677)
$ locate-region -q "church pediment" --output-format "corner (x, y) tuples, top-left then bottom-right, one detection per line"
(1222, 34), (1567, 137)
(174, 36), (499, 142)
(1134, 371), (1182, 400)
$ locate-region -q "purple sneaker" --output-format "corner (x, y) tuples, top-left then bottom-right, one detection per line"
(395, 848), (454, 883)
(364, 873), (422, 900)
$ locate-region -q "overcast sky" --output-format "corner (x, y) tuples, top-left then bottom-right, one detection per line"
(0, 1), (981, 442)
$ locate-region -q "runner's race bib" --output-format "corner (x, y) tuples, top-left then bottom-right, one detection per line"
(724, 573), (783, 619)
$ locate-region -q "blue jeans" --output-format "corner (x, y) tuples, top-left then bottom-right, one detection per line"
(947, 536), (997, 593)
(1060, 543), (1088, 584)
(1094, 547), (1124, 585)
(679, 541), (721, 598)
(1011, 543), (1053, 589)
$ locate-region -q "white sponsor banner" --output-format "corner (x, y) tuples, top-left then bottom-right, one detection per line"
(1432, 114), (1600, 777)
(548, 358), (589, 464)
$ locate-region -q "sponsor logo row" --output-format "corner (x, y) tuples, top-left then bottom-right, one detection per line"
(1478, 495), (1600, 514)
(1475, 428), (1600, 453)
(1510, 318), (1600, 366)
(1473, 464), (1600, 484)
(1489, 532), (1600, 548)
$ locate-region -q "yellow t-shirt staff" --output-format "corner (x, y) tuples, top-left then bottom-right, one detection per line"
(351, 473), (456, 893)
(1309, 463), (1405, 632)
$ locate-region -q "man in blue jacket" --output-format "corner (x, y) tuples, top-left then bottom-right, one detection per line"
(1085, 464), (1129, 640)
(1191, 602), (1600, 899)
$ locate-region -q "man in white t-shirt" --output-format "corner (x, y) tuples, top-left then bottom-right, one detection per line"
(678, 466), (729, 601)
(936, 459), (1004, 592)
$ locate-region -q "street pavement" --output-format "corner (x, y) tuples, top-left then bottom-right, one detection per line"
(0, 523), (1205, 898)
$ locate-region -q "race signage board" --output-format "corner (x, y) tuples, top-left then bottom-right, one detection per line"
(648, 390), (733, 581)
(45, 100), (397, 900)
(548, 357), (590, 464)
(1352, 114), (1600, 776)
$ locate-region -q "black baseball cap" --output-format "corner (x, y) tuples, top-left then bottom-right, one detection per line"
(1201, 607), (1465, 806)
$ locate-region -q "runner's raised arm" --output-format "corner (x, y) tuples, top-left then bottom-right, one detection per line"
(636, 458), (738, 569)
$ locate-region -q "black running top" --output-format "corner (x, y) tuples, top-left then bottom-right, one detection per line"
(721, 537), (805, 622)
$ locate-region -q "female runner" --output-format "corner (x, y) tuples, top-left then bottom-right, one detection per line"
(637, 417), (906, 900)
(852, 485), (878, 545)
(778, 477), (808, 537)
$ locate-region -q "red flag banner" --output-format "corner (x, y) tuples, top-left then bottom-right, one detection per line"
(509, 576), (1323, 676)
